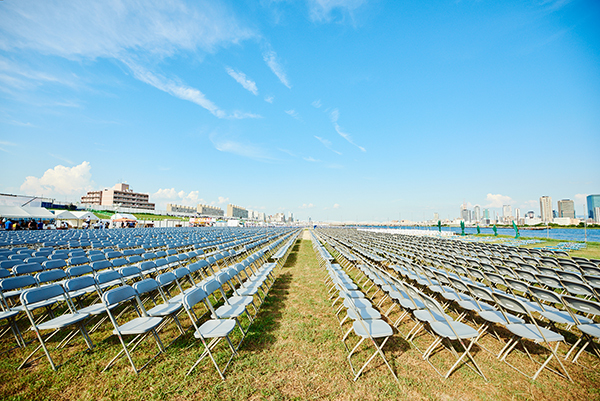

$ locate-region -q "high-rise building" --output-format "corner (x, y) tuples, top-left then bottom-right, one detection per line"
(483, 209), (490, 219)
(515, 208), (521, 221)
(557, 199), (575, 219)
(81, 183), (155, 210)
(587, 195), (600, 221)
(526, 210), (534, 219)
(433, 212), (439, 221)
(473, 205), (481, 222)
(197, 204), (224, 217)
(226, 204), (248, 219)
(166, 204), (195, 214)
(540, 196), (553, 223)
(502, 205), (512, 222)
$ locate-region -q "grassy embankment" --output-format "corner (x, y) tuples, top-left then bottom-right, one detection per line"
(90, 210), (186, 221)
(1, 238), (599, 400)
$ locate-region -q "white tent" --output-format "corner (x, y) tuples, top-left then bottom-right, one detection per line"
(23, 207), (56, 219)
(53, 210), (79, 220)
(0, 205), (55, 219)
(111, 213), (137, 221)
(71, 211), (100, 221)
(0, 205), (33, 219)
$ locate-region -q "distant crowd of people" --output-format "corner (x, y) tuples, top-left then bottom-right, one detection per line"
(1, 217), (137, 231)
(2, 218), (45, 231)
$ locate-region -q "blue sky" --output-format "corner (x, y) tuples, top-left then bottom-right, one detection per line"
(1, 0), (599, 222)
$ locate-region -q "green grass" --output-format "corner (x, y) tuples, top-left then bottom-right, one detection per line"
(88, 210), (187, 221)
(1, 238), (600, 400)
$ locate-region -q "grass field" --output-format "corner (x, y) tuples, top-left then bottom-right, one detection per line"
(89, 210), (186, 221)
(1, 238), (599, 400)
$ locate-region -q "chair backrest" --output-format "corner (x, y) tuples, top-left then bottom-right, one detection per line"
(127, 255), (143, 264)
(14, 263), (44, 276)
(133, 278), (159, 295)
(69, 256), (90, 266)
(493, 292), (529, 315)
(139, 261), (156, 273)
(0, 260), (21, 270)
(67, 264), (94, 277)
(64, 275), (97, 293)
(156, 272), (176, 286)
(174, 267), (190, 280)
(96, 270), (122, 285)
(25, 256), (49, 264)
(183, 287), (208, 310)
(43, 259), (67, 270)
(36, 269), (67, 285)
(21, 284), (65, 306)
(89, 253), (106, 262)
(202, 278), (221, 295)
(111, 258), (127, 268)
(0, 275), (37, 291)
(560, 279), (595, 297)
(562, 295), (600, 317)
(528, 285), (562, 305)
(91, 260), (113, 272)
(120, 266), (142, 280)
(103, 285), (137, 306)
(0, 268), (11, 279)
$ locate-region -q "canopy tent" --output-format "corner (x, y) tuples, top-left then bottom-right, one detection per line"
(70, 211), (100, 221)
(24, 207), (56, 219)
(0, 205), (36, 219)
(53, 210), (79, 220)
(0, 205), (56, 219)
(111, 213), (137, 222)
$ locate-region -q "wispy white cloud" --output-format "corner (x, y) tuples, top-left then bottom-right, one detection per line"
(0, 0), (254, 59)
(307, 0), (367, 23)
(329, 108), (365, 152)
(312, 99), (322, 108)
(304, 156), (320, 162)
(299, 203), (315, 209)
(314, 135), (342, 155)
(0, 140), (17, 153)
(263, 49), (291, 88)
(278, 148), (297, 158)
(49, 153), (74, 165)
(285, 109), (300, 120)
(124, 61), (260, 119)
(225, 66), (258, 95)
(485, 193), (513, 209)
(264, 95), (274, 103)
(333, 203), (340, 209)
(217, 196), (229, 204)
(20, 161), (94, 197)
(210, 133), (275, 162)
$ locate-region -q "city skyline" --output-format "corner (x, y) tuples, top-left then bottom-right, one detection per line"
(1, 1), (599, 222)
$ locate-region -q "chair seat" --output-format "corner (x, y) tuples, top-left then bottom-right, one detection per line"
(505, 323), (564, 342)
(430, 320), (479, 340)
(457, 300), (495, 312)
(479, 310), (524, 325)
(215, 304), (247, 319)
(114, 316), (162, 335)
(352, 319), (393, 338)
(541, 310), (592, 326)
(36, 312), (89, 330)
(79, 302), (116, 315)
(0, 309), (20, 320)
(195, 319), (236, 338)
(414, 309), (453, 323)
(147, 303), (182, 317)
(578, 323), (600, 338)
(14, 299), (57, 312)
(347, 307), (381, 320)
(340, 290), (364, 299)
(343, 298), (372, 309)
(227, 296), (254, 308)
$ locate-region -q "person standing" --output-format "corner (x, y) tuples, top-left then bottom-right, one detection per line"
(4, 219), (11, 231)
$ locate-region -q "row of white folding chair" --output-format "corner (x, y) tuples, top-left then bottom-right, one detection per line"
(323, 261), (397, 382)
